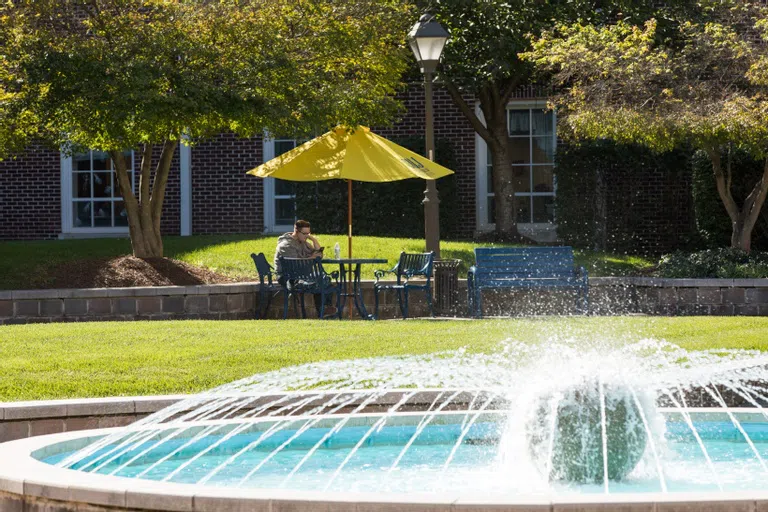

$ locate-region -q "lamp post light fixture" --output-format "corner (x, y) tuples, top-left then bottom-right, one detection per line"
(408, 13), (449, 259)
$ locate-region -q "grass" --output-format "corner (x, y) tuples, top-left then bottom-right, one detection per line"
(1, 316), (766, 401)
(0, 235), (656, 289)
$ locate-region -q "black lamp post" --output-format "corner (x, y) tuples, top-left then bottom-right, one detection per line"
(408, 13), (449, 259)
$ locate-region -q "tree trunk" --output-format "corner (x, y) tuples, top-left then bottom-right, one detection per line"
(444, 80), (522, 240)
(487, 136), (520, 238)
(110, 139), (178, 258)
(707, 148), (768, 253)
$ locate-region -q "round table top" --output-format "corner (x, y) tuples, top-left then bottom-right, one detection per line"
(321, 258), (388, 264)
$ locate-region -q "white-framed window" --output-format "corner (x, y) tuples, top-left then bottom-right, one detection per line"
(476, 102), (557, 236)
(60, 150), (135, 234)
(262, 137), (298, 233)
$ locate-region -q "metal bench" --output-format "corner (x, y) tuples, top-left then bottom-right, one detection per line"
(373, 251), (435, 319)
(467, 247), (588, 318)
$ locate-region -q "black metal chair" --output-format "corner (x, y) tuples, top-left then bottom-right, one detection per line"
(278, 257), (341, 319)
(250, 253), (284, 319)
(373, 251), (435, 319)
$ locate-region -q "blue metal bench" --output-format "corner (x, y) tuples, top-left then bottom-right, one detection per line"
(373, 251), (435, 319)
(467, 247), (588, 318)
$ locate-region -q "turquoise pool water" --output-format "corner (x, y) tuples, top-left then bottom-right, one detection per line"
(41, 415), (768, 495)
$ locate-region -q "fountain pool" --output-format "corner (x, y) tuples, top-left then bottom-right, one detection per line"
(2, 338), (768, 511)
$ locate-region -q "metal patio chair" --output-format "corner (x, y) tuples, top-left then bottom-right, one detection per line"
(278, 257), (341, 319)
(250, 252), (284, 319)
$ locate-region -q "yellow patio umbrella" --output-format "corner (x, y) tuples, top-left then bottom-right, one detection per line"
(247, 126), (454, 258)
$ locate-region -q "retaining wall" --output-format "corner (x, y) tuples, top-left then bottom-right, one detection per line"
(1, 278), (768, 324)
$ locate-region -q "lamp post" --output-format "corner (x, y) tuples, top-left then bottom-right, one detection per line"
(408, 13), (449, 259)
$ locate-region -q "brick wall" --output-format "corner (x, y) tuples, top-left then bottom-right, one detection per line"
(375, 83), (478, 239)
(0, 144), (182, 239)
(0, 143), (61, 240)
(156, 145), (181, 236)
(191, 134), (263, 234)
(0, 86), (696, 246)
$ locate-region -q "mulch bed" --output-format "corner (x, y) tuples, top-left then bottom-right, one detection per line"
(45, 256), (235, 289)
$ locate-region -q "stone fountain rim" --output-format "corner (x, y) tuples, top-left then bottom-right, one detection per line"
(3, 418), (768, 512)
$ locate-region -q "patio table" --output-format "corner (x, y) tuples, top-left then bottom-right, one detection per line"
(322, 258), (388, 320)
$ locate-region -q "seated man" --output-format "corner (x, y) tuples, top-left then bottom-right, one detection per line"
(274, 219), (333, 316)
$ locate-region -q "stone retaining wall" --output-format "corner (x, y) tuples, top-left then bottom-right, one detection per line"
(0, 396), (183, 444)
(1, 278), (767, 324)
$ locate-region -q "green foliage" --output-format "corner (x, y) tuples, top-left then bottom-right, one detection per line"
(691, 148), (768, 248)
(0, 0), (413, 155)
(656, 248), (768, 278)
(428, 0), (657, 93)
(525, 3), (768, 157)
(294, 136), (460, 238)
(554, 139), (692, 253)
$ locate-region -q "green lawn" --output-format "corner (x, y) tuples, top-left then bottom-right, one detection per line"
(0, 317), (765, 401)
(0, 235), (655, 289)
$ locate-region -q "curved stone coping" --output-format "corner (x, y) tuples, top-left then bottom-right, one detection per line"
(0, 395), (188, 421)
(0, 389), (496, 423)
(2, 426), (768, 512)
(3, 389), (768, 423)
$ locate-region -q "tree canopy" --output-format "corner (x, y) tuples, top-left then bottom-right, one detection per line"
(0, 0), (412, 257)
(424, 0), (660, 239)
(524, 0), (768, 251)
(0, 0), (412, 154)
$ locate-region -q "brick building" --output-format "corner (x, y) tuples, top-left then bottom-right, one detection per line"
(0, 83), (694, 252)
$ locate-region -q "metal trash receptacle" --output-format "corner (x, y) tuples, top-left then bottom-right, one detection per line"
(433, 259), (461, 316)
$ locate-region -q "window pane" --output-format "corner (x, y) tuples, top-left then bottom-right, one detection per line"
(512, 166), (531, 193)
(516, 196), (531, 223)
(93, 201), (112, 226)
(508, 138), (530, 165)
(532, 110), (554, 137)
(508, 110), (530, 136)
(114, 201), (128, 226)
(533, 195), (555, 223)
(533, 165), (554, 192)
(532, 137), (554, 164)
(92, 151), (110, 170)
(487, 196), (495, 225)
(275, 198), (296, 225)
(73, 201), (91, 227)
(275, 178), (294, 196)
(93, 172), (112, 198)
(275, 140), (296, 157)
(74, 153), (91, 171)
(72, 172), (91, 198)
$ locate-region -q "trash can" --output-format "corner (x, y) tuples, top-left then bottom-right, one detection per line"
(433, 259), (461, 316)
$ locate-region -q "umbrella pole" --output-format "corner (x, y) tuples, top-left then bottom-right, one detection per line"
(347, 179), (353, 319)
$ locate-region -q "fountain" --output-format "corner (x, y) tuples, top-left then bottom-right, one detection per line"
(2, 337), (768, 511)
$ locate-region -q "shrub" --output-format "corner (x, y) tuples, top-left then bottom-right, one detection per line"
(295, 136), (459, 239)
(554, 139), (693, 255)
(656, 248), (768, 278)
